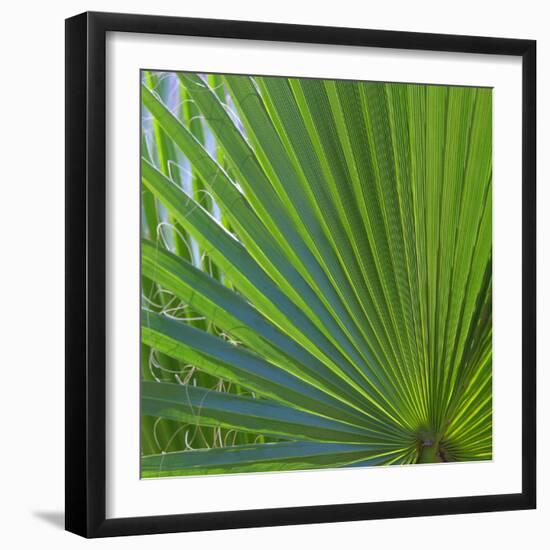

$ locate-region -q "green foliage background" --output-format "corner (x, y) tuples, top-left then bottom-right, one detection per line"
(140, 71), (492, 477)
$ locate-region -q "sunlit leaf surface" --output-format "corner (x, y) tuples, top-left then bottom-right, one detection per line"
(140, 71), (492, 477)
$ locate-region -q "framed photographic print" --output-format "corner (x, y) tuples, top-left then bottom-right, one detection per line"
(65, 11), (536, 538)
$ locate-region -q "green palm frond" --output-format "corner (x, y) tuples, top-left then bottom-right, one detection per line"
(140, 71), (492, 476)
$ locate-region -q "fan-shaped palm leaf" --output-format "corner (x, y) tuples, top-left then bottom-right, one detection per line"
(140, 71), (492, 476)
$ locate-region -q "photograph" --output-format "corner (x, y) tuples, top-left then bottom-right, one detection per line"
(140, 71), (493, 478)
(0, 1), (542, 546)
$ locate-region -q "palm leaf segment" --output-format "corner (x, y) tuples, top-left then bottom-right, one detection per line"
(140, 71), (492, 477)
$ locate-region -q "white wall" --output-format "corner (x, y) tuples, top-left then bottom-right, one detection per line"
(0, 0), (546, 547)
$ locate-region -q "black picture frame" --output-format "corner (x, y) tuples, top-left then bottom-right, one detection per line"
(65, 11), (536, 538)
